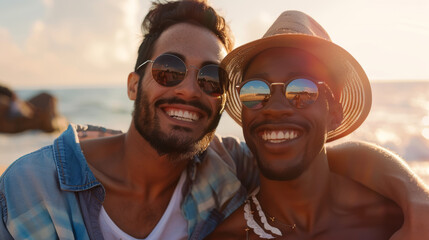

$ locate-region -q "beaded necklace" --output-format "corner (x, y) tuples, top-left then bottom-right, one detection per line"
(244, 193), (296, 239)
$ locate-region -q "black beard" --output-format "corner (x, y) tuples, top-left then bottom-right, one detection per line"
(132, 84), (222, 162)
(253, 142), (324, 181)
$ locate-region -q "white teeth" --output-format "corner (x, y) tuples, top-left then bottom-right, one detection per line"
(184, 111), (190, 119)
(166, 109), (199, 122)
(261, 130), (299, 143)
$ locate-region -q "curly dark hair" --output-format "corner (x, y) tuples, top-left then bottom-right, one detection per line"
(134, 0), (234, 74)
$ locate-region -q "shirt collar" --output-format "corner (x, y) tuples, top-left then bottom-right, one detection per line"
(53, 124), (101, 192)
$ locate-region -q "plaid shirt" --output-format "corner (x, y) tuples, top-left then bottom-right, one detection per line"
(0, 124), (258, 240)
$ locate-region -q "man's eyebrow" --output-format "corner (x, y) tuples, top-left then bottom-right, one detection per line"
(166, 51), (219, 67)
(164, 51), (182, 58)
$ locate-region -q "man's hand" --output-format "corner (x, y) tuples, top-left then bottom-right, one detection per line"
(76, 124), (123, 141)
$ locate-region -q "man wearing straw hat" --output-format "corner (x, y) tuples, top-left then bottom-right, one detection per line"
(207, 10), (418, 239)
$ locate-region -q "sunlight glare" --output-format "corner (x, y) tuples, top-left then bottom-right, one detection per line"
(375, 129), (401, 144)
(422, 128), (429, 140)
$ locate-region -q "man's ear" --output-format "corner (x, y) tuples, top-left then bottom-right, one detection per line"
(328, 101), (343, 131)
(127, 72), (140, 100)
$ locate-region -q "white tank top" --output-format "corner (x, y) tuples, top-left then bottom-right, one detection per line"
(99, 171), (188, 240)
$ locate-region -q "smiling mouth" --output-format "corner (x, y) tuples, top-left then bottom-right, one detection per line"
(261, 130), (300, 143)
(165, 108), (200, 122)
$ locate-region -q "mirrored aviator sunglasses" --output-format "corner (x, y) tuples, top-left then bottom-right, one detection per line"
(236, 78), (331, 109)
(136, 53), (224, 98)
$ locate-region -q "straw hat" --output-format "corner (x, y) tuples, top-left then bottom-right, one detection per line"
(221, 10), (372, 142)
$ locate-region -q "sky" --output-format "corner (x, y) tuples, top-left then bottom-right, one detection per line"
(0, 0), (428, 89)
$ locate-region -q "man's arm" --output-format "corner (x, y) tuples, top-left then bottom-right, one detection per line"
(327, 141), (429, 240)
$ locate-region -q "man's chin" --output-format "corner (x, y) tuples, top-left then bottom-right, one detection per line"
(256, 158), (306, 181)
(164, 129), (215, 163)
(138, 125), (215, 162)
(165, 124), (191, 133)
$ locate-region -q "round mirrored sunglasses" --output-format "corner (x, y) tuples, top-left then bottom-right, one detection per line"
(136, 54), (224, 97)
(236, 78), (333, 109)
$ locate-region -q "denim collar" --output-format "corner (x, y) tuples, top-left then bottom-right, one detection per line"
(53, 124), (101, 192)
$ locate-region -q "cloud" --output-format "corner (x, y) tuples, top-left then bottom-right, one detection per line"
(41, 0), (54, 9)
(0, 28), (28, 86)
(1, 0), (145, 88)
(1, 0), (428, 88)
(236, 11), (273, 46)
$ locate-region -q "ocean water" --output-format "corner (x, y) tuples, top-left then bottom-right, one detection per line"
(1, 81), (429, 183)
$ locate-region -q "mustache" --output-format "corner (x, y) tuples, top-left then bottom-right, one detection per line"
(155, 97), (212, 117)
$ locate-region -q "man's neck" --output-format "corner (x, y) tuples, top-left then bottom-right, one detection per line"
(81, 122), (189, 238)
(123, 123), (188, 190)
(257, 151), (332, 232)
(83, 122), (188, 196)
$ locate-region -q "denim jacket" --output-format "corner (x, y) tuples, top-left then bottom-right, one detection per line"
(0, 124), (258, 240)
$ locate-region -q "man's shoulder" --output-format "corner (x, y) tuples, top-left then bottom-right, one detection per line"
(0, 145), (59, 203)
(1, 124), (93, 192)
(0, 125), (79, 190)
(0, 142), (91, 240)
(1, 145), (56, 182)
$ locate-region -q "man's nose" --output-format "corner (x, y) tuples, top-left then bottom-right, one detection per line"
(173, 68), (202, 99)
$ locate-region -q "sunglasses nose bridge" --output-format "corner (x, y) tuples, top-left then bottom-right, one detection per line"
(265, 82), (295, 110)
(174, 67), (203, 98)
(270, 82), (286, 92)
(187, 64), (200, 71)
(269, 82), (287, 100)
(183, 64), (200, 81)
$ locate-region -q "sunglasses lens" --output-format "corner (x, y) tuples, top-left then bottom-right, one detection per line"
(239, 80), (270, 109)
(152, 54), (186, 86)
(198, 65), (223, 97)
(285, 79), (319, 108)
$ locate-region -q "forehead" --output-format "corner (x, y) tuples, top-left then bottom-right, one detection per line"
(152, 23), (227, 65)
(244, 47), (331, 82)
